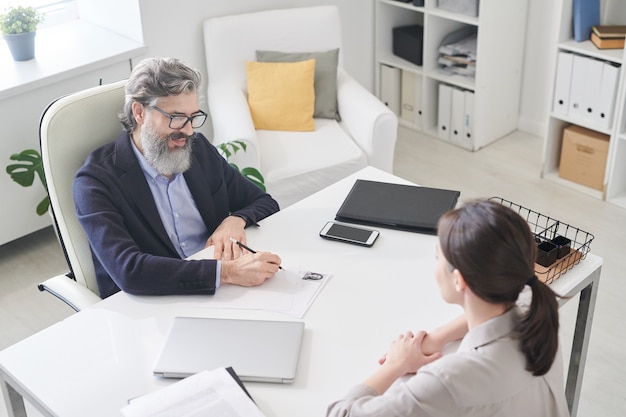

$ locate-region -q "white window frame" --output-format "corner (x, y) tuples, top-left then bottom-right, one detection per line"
(0, 0), (145, 100)
(0, 0), (78, 28)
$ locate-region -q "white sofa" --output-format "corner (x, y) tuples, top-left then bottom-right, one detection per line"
(203, 6), (398, 208)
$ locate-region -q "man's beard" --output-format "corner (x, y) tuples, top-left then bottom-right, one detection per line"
(140, 124), (195, 176)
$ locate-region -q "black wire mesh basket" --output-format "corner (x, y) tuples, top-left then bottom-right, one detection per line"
(490, 197), (594, 285)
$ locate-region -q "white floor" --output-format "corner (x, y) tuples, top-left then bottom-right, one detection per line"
(1, 127), (625, 416)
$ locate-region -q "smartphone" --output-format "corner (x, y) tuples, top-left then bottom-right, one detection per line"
(319, 221), (380, 247)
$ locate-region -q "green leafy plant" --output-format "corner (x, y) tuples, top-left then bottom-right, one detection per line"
(6, 149), (49, 215)
(0, 6), (44, 35)
(217, 140), (266, 191)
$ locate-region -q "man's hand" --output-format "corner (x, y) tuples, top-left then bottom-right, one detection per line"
(207, 216), (247, 260)
(220, 252), (282, 286)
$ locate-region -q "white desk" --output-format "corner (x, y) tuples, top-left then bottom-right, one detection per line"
(0, 167), (601, 417)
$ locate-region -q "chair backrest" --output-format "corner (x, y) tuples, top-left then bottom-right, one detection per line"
(40, 80), (127, 298)
(203, 5), (343, 92)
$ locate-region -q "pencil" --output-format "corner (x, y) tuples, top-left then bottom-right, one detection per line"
(229, 237), (283, 270)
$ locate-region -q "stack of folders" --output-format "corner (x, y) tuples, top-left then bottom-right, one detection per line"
(590, 25), (626, 49)
(122, 367), (264, 417)
(380, 65), (424, 129)
(438, 83), (474, 150)
(552, 51), (619, 129)
(400, 70), (423, 128)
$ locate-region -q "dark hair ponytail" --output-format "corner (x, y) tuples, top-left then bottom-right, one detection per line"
(438, 200), (560, 377)
(519, 276), (560, 376)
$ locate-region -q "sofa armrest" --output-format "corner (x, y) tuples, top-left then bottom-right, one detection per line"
(38, 274), (102, 312)
(207, 84), (261, 170)
(336, 69), (398, 172)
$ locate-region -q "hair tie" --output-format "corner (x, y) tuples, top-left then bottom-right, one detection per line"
(526, 275), (538, 286)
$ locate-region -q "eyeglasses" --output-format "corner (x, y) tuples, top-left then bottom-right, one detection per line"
(150, 105), (208, 129)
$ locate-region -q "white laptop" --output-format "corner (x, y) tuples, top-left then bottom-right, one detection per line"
(153, 317), (305, 383)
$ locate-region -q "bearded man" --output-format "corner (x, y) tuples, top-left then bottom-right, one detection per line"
(74, 57), (281, 299)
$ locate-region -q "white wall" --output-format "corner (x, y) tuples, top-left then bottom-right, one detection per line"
(0, 0), (562, 245)
(136, 0), (557, 138)
(78, 0), (143, 43)
(517, 0), (559, 137)
(0, 62), (131, 246)
(137, 0), (374, 90)
(136, 0), (375, 139)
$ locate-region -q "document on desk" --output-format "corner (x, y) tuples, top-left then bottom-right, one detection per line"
(187, 246), (331, 318)
(121, 367), (265, 417)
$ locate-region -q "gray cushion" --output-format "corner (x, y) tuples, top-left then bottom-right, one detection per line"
(256, 49), (340, 121)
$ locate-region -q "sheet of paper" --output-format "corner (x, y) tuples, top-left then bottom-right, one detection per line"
(121, 367), (265, 417)
(279, 268), (331, 318)
(186, 247), (331, 318)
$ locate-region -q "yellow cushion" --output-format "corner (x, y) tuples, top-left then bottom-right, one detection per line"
(246, 59), (316, 131)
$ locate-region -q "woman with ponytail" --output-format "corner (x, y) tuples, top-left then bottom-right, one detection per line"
(327, 199), (569, 417)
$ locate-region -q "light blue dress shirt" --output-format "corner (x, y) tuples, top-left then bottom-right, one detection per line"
(131, 139), (221, 286)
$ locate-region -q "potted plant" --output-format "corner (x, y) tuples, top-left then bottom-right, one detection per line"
(0, 5), (44, 61)
(217, 140), (266, 191)
(6, 149), (49, 215)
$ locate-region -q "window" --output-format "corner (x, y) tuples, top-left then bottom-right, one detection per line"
(0, 0), (78, 27)
(1, 0), (145, 98)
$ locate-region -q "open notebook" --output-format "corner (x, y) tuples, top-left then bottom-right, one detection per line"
(153, 317), (304, 383)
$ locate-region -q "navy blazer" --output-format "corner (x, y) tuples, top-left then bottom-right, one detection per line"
(74, 132), (279, 298)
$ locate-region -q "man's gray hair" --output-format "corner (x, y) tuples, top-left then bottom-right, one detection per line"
(120, 57), (203, 132)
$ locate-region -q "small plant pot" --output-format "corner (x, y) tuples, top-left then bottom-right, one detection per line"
(4, 31), (36, 61)
(550, 235), (571, 259)
(536, 241), (558, 267)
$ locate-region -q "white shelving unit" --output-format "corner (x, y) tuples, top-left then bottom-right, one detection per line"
(542, 0), (626, 208)
(374, 0), (528, 151)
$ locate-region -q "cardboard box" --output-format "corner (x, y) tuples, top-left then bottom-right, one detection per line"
(559, 125), (609, 191)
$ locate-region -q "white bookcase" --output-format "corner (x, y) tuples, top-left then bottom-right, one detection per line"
(375, 0), (528, 151)
(542, 0), (626, 208)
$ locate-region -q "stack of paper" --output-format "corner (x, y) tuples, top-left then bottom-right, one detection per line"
(122, 367), (264, 417)
(186, 246), (331, 318)
(438, 28), (477, 78)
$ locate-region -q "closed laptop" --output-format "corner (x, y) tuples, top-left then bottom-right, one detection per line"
(153, 317), (304, 383)
(335, 179), (460, 234)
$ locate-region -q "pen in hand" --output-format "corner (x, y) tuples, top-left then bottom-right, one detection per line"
(229, 237), (283, 270)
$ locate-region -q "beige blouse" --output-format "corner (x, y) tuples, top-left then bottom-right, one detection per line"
(327, 307), (569, 417)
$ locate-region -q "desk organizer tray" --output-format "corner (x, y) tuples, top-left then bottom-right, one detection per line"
(490, 197), (594, 285)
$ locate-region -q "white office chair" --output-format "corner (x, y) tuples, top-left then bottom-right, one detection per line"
(203, 5), (398, 208)
(37, 80), (127, 311)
